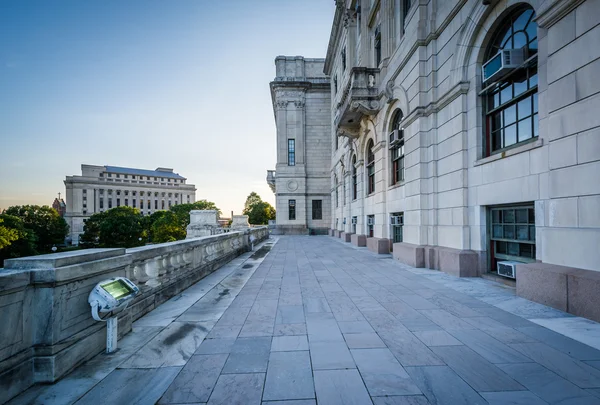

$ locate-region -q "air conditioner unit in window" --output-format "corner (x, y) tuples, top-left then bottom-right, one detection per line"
(367, 217), (374, 225)
(389, 129), (403, 147)
(497, 261), (520, 279)
(482, 48), (526, 83)
(391, 216), (402, 225)
(351, 217), (357, 225)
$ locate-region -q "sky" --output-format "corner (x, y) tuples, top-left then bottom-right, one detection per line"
(0, 0), (335, 216)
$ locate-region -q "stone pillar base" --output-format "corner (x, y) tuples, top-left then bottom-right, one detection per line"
(392, 242), (425, 267)
(328, 229), (334, 236)
(351, 234), (367, 247)
(367, 237), (389, 254)
(334, 230), (342, 238)
(517, 262), (600, 323)
(341, 232), (353, 242)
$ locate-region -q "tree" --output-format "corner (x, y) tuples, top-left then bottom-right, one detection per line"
(170, 200), (221, 230)
(149, 211), (185, 243)
(0, 214), (38, 266)
(4, 205), (68, 253)
(79, 207), (145, 248)
(242, 192), (276, 225)
(0, 218), (19, 250)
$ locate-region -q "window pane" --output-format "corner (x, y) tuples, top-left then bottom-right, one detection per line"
(507, 242), (519, 256)
(533, 93), (538, 113)
(513, 32), (528, 49)
(501, 85), (513, 105)
(504, 210), (515, 223)
(528, 38), (538, 52)
(517, 225), (529, 240)
(529, 208), (535, 223)
(504, 225), (515, 239)
(516, 209), (528, 223)
(492, 210), (501, 223)
(518, 98), (532, 119)
(505, 124), (517, 147)
(533, 113), (539, 137)
(493, 225), (503, 238)
(529, 72), (538, 88)
(518, 118), (533, 142)
(514, 9), (532, 32)
(514, 74), (528, 97)
(504, 105), (516, 125)
(520, 243), (533, 258)
(530, 225), (536, 241)
(492, 112), (503, 131)
(496, 241), (507, 254)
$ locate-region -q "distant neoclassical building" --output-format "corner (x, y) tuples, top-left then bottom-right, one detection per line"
(271, 0), (600, 320)
(65, 165), (196, 244)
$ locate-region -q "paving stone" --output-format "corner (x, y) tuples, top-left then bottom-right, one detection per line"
(208, 373), (264, 405)
(159, 354), (227, 404)
(362, 310), (407, 332)
(344, 333), (386, 349)
(327, 296), (366, 322)
(303, 297), (332, 313)
(397, 294), (439, 310)
(306, 316), (344, 342)
(206, 324), (242, 339)
(276, 305), (306, 324)
(75, 367), (181, 405)
(337, 320), (375, 334)
(261, 401), (316, 405)
(419, 309), (477, 330)
(263, 351), (315, 401)
(517, 326), (600, 360)
(428, 294), (482, 317)
(239, 321), (274, 337)
(449, 329), (532, 364)
(222, 337), (271, 373)
(372, 396), (431, 405)
(473, 306), (533, 328)
(271, 335), (309, 351)
(215, 306), (251, 325)
(587, 361), (600, 371)
(480, 391), (549, 405)
(412, 330), (462, 347)
(309, 341), (356, 370)
(351, 348), (421, 396)
(400, 317), (442, 332)
(405, 366), (487, 405)
(509, 342), (600, 388)
(273, 323), (307, 336)
(430, 346), (524, 392)
(278, 294), (303, 306)
(195, 338), (236, 354)
(246, 299), (279, 323)
(378, 328), (444, 366)
(350, 296), (386, 311)
(497, 363), (598, 404)
(313, 369), (372, 405)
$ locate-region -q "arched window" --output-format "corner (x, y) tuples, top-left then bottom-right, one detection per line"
(366, 140), (375, 195)
(483, 6), (538, 156)
(352, 155), (357, 200)
(389, 109), (405, 184)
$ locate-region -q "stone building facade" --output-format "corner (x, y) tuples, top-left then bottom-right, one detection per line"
(272, 0), (600, 319)
(64, 165), (196, 244)
(268, 56), (332, 234)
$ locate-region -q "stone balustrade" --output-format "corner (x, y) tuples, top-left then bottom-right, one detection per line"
(0, 226), (269, 404)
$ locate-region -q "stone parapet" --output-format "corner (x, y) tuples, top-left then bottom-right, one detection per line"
(351, 234), (367, 247)
(367, 237), (390, 254)
(0, 227), (269, 404)
(517, 262), (600, 322)
(392, 243), (425, 268)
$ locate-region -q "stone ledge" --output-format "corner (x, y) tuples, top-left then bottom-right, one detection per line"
(392, 242), (425, 267)
(517, 262), (600, 322)
(437, 247), (480, 277)
(367, 237), (390, 254)
(334, 230), (343, 238)
(351, 234), (367, 247)
(341, 232), (353, 242)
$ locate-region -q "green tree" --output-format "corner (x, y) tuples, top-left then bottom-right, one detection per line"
(0, 214), (38, 266)
(170, 200), (221, 230)
(0, 218), (19, 250)
(242, 192), (276, 225)
(150, 211), (185, 243)
(4, 205), (68, 253)
(80, 207), (145, 248)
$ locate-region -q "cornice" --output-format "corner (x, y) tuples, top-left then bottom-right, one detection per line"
(535, 0), (585, 28)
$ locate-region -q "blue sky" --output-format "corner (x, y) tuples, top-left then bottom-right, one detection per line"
(0, 0), (335, 215)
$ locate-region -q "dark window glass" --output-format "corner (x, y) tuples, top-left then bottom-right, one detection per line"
(490, 205), (536, 268)
(367, 140), (375, 194)
(403, 0), (412, 29)
(352, 155), (358, 200)
(391, 212), (404, 243)
(390, 109), (405, 185)
(289, 200), (296, 220)
(288, 139), (295, 166)
(312, 200), (323, 220)
(367, 215), (374, 237)
(374, 26), (382, 66)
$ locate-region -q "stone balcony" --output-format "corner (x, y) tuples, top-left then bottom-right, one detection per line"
(334, 67), (381, 139)
(266, 170), (276, 193)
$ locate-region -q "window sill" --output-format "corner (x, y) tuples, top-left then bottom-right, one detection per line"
(388, 181), (405, 191)
(474, 138), (543, 167)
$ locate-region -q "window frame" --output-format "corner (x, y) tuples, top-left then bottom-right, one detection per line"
(489, 205), (536, 270)
(288, 139), (296, 166)
(366, 140), (375, 195)
(352, 155), (358, 200)
(312, 200), (323, 220)
(288, 199), (296, 221)
(389, 110), (405, 185)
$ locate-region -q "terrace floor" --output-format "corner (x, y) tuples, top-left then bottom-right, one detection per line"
(10, 236), (600, 405)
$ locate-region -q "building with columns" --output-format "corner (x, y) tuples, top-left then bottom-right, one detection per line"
(268, 56), (332, 235)
(65, 165), (196, 244)
(271, 0), (600, 321)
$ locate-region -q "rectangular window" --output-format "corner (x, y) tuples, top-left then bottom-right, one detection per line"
(125, 199), (128, 206)
(155, 200), (158, 210)
(352, 216), (357, 234)
(116, 198), (120, 207)
(489, 205), (536, 270)
(374, 25), (382, 66)
(391, 212), (404, 243)
(99, 198), (104, 209)
(162, 200), (165, 209)
(391, 134), (405, 184)
(133, 199), (136, 208)
(367, 215), (374, 237)
(289, 200), (296, 220)
(288, 139), (296, 166)
(116, 174), (120, 178)
(312, 200), (323, 220)
(147, 200), (151, 209)
(403, 0), (412, 30)
(108, 199), (113, 209)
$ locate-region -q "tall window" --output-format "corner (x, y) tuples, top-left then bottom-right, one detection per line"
(342, 47), (347, 71)
(490, 206), (535, 268)
(289, 200), (296, 220)
(366, 140), (375, 195)
(403, 0), (412, 30)
(390, 109), (405, 184)
(99, 198), (104, 209)
(288, 139), (296, 166)
(483, 7), (538, 156)
(391, 212), (404, 243)
(312, 200), (322, 220)
(334, 175), (339, 207)
(367, 215), (374, 237)
(351, 216), (357, 234)
(352, 155), (357, 200)
(374, 25), (382, 66)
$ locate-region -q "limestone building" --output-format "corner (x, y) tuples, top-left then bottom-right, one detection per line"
(268, 56), (332, 234)
(271, 0), (600, 319)
(64, 165), (196, 244)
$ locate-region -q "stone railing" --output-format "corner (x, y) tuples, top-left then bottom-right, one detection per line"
(0, 226), (269, 404)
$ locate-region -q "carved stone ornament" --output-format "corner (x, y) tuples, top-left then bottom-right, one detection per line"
(343, 9), (356, 28)
(275, 100), (288, 110)
(351, 100), (380, 115)
(287, 180), (299, 191)
(294, 100), (305, 109)
(337, 127), (360, 140)
(385, 79), (395, 102)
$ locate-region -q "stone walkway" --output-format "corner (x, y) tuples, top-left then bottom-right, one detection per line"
(11, 236), (600, 405)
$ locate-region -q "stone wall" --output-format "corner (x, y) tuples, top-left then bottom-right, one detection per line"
(0, 227), (268, 404)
